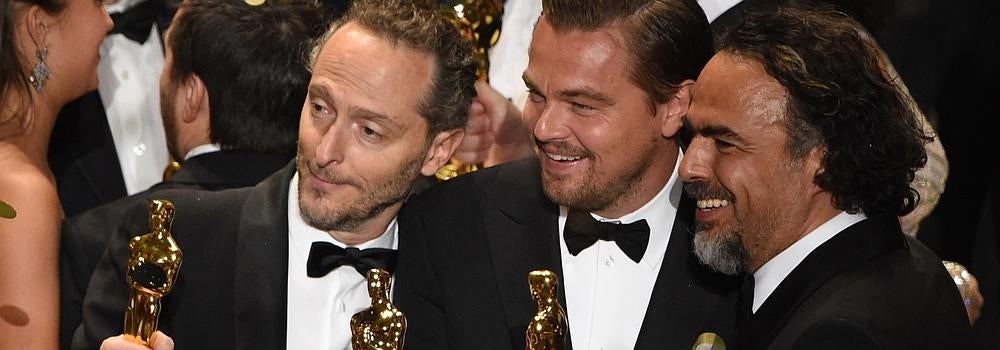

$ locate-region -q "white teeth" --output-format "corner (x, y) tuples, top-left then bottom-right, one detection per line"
(697, 199), (730, 209)
(546, 153), (583, 161)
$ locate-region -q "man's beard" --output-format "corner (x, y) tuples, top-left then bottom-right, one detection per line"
(539, 140), (654, 213)
(692, 223), (749, 276)
(685, 181), (748, 275)
(160, 83), (182, 161)
(296, 145), (425, 232)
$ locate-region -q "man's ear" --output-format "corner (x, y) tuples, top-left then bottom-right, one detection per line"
(420, 129), (466, 176)
(807, 145), (827, 193)
(182, 74), (209, 123)
(659, 79), (694, 138)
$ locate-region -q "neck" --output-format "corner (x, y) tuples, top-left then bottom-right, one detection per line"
(327, 201), (402, 246)
(0, 93), (57, 166)
(747, 195), (840, 272)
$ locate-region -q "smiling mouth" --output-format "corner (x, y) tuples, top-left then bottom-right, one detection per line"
(696, 199), (731, 210)
(544, 152), (584, 162)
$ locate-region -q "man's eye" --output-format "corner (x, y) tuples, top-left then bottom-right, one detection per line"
(571, 102), (594, 111)
(358, 125), (384, 143)
(527, 90), (544, 103)
(714, 139), (735, 149)
(310, 102), (326, 115)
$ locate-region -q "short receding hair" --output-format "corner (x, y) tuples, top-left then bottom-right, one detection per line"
(541, 0), (714, 104)
(308, 0), (477, 135)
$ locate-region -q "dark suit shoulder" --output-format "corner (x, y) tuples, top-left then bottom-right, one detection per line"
(774, 235), (972, 349)
(412, 157), (537, 204)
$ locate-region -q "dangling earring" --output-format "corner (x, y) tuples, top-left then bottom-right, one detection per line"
(28, 46), (50, 92)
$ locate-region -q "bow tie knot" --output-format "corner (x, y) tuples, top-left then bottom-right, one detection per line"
(564, 210), (650, 263)
(306, 241), (397, 278)
(110, 0), (167, 44)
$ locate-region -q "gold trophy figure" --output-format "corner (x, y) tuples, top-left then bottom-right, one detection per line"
(526, 270), (568, 350)
(123, 200), (183, 345)
(434, 0), (504, 181)
(351, 269), (406, 350)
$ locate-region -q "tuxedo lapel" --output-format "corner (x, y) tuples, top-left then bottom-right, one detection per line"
(738, 216), (905, 349)
(634, 194), (735, 349)
(233, 163), (295, 349)
(481, 158), (564, 347)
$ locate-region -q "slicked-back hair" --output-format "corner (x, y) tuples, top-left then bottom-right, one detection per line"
(167, 0), (328, 153)
(719, 8), (929, 216)
(541, 0), (713, 104)
(307, 0), (477, 135)
(0, 0), (66, 139)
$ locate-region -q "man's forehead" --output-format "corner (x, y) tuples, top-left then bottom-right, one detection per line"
(692, 54), (788, 125)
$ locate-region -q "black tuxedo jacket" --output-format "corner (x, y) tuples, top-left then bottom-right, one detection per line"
(72, 163), (296, 349)
(49, 91), (129, 218)
(60, 151), (291, 348)
(394, 157), (740, 349)
(738, 216), (972, 349)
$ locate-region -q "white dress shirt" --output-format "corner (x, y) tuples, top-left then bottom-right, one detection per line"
(286, 173), (399, 350)
(488, 0), (542, 111)
(99, 0), (169, 194)
(697, 0), (744, 23)
(558, 154), (683, 350)
(752, 211), (867, 313)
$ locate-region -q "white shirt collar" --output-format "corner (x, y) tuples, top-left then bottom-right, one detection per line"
(183, 143), (222, 161)
(752, 211), (867, 312)
(697, 0), (744, 22)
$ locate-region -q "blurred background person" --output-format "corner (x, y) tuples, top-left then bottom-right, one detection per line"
(57, 0), (332, 344)
(0, 0), (112, 347)
(47, 0), (173, 218)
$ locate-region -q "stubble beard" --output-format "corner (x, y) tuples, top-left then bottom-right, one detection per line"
(539, 141), (655, 213)
(296, 147), (424, 232)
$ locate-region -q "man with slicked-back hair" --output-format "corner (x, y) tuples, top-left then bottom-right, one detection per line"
(394, 1), (740, 349)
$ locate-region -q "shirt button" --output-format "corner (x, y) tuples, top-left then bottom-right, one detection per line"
(604, 255), (615, 267)
(132, 143), (146, 156)
(121, 70), (129, 80)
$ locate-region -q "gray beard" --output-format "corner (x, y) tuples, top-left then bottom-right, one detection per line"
(691, 226), (749, 276)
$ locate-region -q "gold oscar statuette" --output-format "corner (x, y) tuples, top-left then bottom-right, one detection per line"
(351, 269), (406, 350)
(434, 0), (504, 181)
(123, 199), (183, 345)
(526, 270), (568, 350)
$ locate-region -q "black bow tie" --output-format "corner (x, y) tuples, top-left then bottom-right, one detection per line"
(564, 210), (650, 263)
(110, 0), (166, 44)
(305, 241), (397, 277)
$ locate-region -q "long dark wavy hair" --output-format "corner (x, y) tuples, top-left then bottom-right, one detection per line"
(0, 0), (66, 139)
(719, 8), (929, 217)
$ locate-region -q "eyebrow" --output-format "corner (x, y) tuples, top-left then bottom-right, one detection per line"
(352, 107), (402, 132)
(308, 84), (333, 101)
(685, 119), (748, 144)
